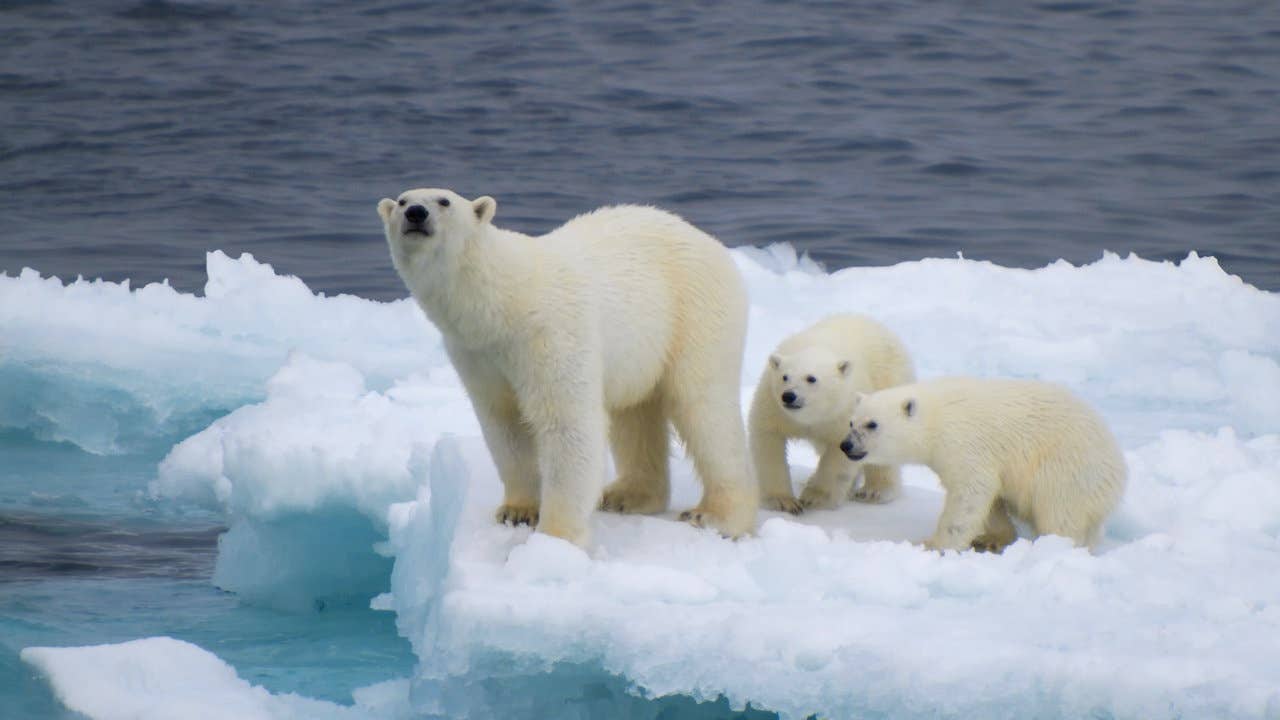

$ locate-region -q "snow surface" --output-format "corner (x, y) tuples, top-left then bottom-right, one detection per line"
(12, 248), (1280, 719)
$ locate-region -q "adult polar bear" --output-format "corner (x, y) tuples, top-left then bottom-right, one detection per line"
(379, 188), (757, 547)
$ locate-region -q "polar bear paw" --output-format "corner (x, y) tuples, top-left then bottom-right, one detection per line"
(798, 483), (839, 511)
(761, 494), (804, 515)
(495, 503), (539, 527)
(852, 484), (899, 504)
(678, 505), (756, 539)
(970, 533), (1014, 554)
(600, 480), (668, 515)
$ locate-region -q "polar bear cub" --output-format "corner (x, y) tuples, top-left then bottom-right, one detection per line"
(378, 189), (757, 547)
(842, 377), (1126, 551)
(749, 314), (915, 513)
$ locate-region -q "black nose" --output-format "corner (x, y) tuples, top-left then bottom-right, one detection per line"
(404, 204), (427, 224)
(781, 391), (796, 404)
(839, 439), (853, 454)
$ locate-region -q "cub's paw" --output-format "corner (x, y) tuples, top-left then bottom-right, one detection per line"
(678, 509), (708, 527)
(761, 494), (804, 515)
(678, 506), (756, 539)
(970, 533), (1013, 554)
(920, 536), (973, 554)
(798, 484), (838, 511)
(599, 482), (667, 515)
(852, 484), (899, 504)
(495, 503), (539, 527)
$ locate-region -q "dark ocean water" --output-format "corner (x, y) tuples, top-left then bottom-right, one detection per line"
(1, 0), (1278, 297)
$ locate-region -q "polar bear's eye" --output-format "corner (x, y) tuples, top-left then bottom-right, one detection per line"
(397, 199), (406, 207)
(806, 375), (817, 384)
(865, 421), (878, 431)
(438, 198), (450, 207)
(781, 375), (789, 382)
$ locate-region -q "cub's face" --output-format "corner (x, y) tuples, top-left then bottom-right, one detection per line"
(842, 389), (918, 464)
(767, 348), (852, 426)
(377, 188), (496, 267)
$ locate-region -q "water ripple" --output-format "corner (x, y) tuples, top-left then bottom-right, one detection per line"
(0, 0), (1276, 293)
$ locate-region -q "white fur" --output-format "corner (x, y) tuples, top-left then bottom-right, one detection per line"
(748, 314), (915, 513)
(844, 377), (1127, 551)
(379, 189), (757, 546)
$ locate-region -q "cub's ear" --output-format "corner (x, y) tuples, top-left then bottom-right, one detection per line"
(903, 399), (916, 417)
(472, 196), (497, 224)
(837, 360), (851, 377)
(377, 198), (397, 222)
(768, 354), (782, 370)
(853, 392), (867, 407)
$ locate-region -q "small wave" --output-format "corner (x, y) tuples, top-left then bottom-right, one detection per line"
(921, 161), (983, 176)
(0, 514), (221, 582)
(115, 0), (236, 22)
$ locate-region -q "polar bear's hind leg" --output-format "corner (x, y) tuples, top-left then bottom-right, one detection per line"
(601, 392), (671, 515)
(669, 386), (757, 537)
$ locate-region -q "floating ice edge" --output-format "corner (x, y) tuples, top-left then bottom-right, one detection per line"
(9, 246), (1280, 719)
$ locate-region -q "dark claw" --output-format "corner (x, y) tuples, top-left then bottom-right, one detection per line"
(497, 508), (538, 526)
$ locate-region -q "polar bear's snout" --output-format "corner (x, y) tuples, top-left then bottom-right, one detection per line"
(403, 204), (431, 235)
(840, 432), (867, 461)
(780, 390), (804, 410)
(404, 204), (427, 223)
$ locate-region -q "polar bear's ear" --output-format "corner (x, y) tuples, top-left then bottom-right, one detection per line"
(768, 354), (781, 369)
(377, 198), (396, 222)
(902, 399), (916, 417)
(837, 360), (851, 377)
(853, 392), (867, 407)
(472, 196), (497, 225)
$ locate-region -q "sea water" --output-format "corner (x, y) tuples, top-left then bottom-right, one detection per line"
(2, 0), (1278, 295)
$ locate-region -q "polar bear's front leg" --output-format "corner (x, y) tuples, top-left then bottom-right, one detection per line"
(514, 359), (607, 548)
(852, 464), (901, 504)
(449, 351), (541, 527)
(926, 475), (1000, 551)
(481, 407), (540, 525)
(532, 417), (606, 547)
(486, 415), (540, 527)
(748, 388), (801, 515)
(751, 427), (802, 515)
(798, 446), (856, 511)
(971, 498), (1018, 553)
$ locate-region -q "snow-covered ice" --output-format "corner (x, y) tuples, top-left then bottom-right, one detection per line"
(10, 247), (1280, 719)
(20, 637), (412, 720)
(0, 251), (438, 454)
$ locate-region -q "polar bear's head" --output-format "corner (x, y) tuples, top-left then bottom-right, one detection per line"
(766, 346), (855, 426)
(377, 188), (497, 269)
(841, 386), (923, 465)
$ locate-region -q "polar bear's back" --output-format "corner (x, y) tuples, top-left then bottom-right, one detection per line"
(924, 377), (1126, 531)
(927, 378), (1117, 452)
(776, 314), (916, 389)
(539, 204), (747, 408)
(543, 204), (744, 314)
(546, 204), (732, 267)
